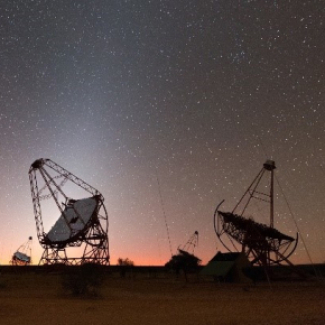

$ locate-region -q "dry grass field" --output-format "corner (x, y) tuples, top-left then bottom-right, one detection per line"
(0, 269), (324, 325)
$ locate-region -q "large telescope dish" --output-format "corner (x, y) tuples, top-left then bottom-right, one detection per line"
(214, 160), (299, 269)
(44, 196), (99, 245)
(29, 158), (109, 265)
(215, 209), (298, 265)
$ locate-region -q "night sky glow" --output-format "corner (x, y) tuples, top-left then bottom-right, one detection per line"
(1, 1), (325, 266)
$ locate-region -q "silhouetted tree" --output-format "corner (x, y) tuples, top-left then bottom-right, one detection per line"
(117, 258), (135, 277)
(165, 250), (201, 282)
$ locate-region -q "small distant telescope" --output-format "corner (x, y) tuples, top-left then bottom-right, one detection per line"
(29, 158), (109, 265)
(165, 231), (201, 277)
(11, 236), (33, 266)
(178, 230), (199, 256)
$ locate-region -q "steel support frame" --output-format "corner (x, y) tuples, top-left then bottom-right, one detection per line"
(29, 158), (110, 266)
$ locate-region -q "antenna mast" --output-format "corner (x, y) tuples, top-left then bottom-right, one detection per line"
(156, 169), (173, 257)
(263, 160), (276, 228)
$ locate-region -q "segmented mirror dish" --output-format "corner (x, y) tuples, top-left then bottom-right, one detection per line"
(45, 197), (98, 243)
(13, 251), (30, 263)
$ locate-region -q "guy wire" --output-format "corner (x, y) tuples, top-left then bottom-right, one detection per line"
(275, 175), (319, 278)
(156, 168), (173, 257)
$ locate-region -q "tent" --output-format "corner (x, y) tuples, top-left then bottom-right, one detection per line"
(201, 251), (253, 283)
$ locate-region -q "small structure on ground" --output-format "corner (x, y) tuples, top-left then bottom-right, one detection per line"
(201, 251), (253, 283)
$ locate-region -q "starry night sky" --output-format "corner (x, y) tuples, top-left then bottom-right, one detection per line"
(0, 0), (324, 265)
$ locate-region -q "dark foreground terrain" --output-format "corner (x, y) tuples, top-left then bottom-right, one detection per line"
(0, 266), (324, 325)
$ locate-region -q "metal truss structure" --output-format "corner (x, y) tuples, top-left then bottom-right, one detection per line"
(214, 160), (298, 272)
(10, 236), (33, 266)
(178, 231), (199, 256)
(29, 158), (109, 265)
(165, 231), (201, 280)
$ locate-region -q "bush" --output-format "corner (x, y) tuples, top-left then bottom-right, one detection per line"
(117, 258), (134, 267)
(61, 263), (105, 297)
(117, 258), (134, 278)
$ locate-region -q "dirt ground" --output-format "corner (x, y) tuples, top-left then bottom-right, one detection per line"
(0, 271), (324, 325)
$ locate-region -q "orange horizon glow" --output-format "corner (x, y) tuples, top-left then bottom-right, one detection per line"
(0, 249), (322, 267)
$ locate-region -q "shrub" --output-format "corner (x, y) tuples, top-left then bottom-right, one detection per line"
(117, 258), (134, 278)
(117, 258), (134, 267)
